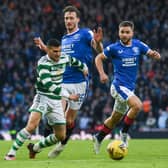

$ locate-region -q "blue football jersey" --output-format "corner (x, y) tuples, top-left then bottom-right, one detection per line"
(104, 39), (150, 90)
(61, 28), (93, 83)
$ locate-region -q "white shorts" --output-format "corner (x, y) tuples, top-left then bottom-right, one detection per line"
(29, 94), (66, 126)
(110, 84), (134, 114)
(62, 81), (87, 110)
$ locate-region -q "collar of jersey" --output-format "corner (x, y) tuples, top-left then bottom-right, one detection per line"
(66, 28), (79, 36)
(120, 40), (132, 47)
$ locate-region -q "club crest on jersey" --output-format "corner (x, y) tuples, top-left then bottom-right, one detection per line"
(132, 47), (139, 55)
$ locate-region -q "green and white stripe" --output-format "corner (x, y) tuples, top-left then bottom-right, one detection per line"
(35, 54), (87, 99)
(7, 128), (31, 156)
(33, 134), (58, 151)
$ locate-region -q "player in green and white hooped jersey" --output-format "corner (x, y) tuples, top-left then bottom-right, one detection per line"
(4, 39), (88, 160)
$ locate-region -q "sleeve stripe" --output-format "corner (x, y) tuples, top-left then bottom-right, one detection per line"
(49, 85), (57, 92)
(39, 69), (50, 76)
(42, 78), (51, 84)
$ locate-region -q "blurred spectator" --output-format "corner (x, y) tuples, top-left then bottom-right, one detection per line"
(145, 111), (157, 128)
(0, 0), (168, 133)
(158, 108), (168, 129)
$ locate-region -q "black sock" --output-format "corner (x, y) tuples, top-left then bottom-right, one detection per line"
(122, 124), (130, 133)
(96, 131), (107, 143)
(61, 123), (75, 145)
(121, 116), (134, 133)
(44, 124), (52, 137)
(95, 124), (111, 143)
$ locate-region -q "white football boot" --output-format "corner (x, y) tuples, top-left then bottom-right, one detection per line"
(120, 131), (128, 148)
(48, 142), (65, 158)
(93, 135), (101, 154)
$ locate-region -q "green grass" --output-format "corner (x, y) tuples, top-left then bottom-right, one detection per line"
(0, 139), (168, 168)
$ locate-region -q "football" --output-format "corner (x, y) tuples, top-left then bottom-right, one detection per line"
(107, 140), (128, 160)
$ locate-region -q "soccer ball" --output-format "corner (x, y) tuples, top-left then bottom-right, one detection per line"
(107, 140), (128, 160)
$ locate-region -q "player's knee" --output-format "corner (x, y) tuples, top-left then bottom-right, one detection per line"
(56, 133), (66, 141)
(134, 101), (142, 112)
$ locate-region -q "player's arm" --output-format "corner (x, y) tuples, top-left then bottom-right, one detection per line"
(91, 27), (103, 53)
(146, 49), (161, 60)
(70, 57), (88, 77)
(39, 66), (79, 101)
(95, 53), (109, 83)
(38, 64), (61, 95)
(34, 37), (47, 52)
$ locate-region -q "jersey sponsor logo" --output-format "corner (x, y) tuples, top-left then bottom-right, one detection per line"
(122, 57), (137, 67)
(62, 44), (75, 54)
(62, 44), (74, 49)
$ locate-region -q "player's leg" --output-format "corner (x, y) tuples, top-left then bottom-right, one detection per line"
(93, 110), (124, 154)
(62, 108), (77, 145)
(5, 111), (41, 160)
(43, 99), (68, 137)
(48, 106), (76, 158)
(48, 82), (86, 157)
(120, 95), (142, 146)
(28, 124), (66, 159)
(93, 84), (128, 154)
(27, 99), (66, 159)
(62, 82), (86, 145)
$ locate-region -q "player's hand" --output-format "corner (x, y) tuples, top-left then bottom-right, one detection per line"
(34, 37), (46, 51)
(69, 94), (79, 101)
(83, 69), (88, 77)
(93, 27), (103, 43)
(100, 73), (109, 83)
(152, 50), (161, 60)
(83, 64), (89, 77)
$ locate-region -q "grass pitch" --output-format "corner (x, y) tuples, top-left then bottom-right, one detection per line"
(0, 139), (168, 168)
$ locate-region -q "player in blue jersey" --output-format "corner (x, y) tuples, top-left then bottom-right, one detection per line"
(34, 5), (103, 157)
(93, 21), (161, 154)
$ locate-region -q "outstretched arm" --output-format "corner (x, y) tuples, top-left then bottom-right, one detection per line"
(92, 27), (103, 53)
(147, 49), (161, 60)
(95, 53), (109, 83)
(34, 37), (47, 52)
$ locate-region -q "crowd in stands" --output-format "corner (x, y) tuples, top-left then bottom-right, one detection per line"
(0, 0), (168, 135)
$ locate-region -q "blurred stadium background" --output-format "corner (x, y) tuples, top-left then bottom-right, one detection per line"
(0, 0), (168, 139)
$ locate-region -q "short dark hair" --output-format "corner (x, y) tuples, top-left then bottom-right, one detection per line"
(63, 5), (80, 18)
(47, 39), (60, 47)
(119, 21), (134, 30)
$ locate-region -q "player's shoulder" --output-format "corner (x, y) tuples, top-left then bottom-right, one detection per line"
(79, 28), (93, 36)
(105, 41), (120, 50)
(132, 38), (141, 44)
(79, 27), (91, 32)
(132, 39), (148, 47)
(38, 55), (51, 66)
(38, 55), (48, 64)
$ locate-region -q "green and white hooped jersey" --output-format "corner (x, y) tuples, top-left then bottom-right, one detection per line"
(35, 53), (86, 99)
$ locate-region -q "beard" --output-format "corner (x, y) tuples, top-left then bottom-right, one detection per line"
(121, 38), (131, 45)
(66, 24), (76, 33)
